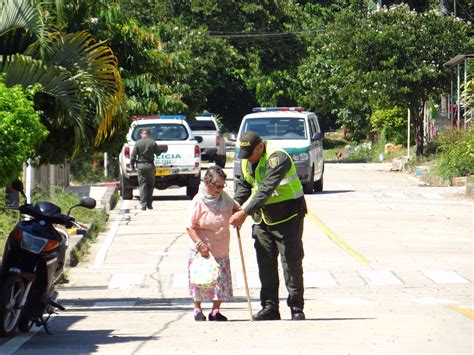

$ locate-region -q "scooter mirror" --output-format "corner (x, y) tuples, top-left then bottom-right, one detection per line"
(11, 179), (24, 193)
(79, 197), (96, 209)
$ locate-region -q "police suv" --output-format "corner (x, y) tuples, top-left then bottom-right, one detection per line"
(233, 107), (324, 194)
(119, 115), (202, 199)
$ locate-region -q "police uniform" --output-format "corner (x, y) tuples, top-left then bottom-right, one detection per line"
(234, 131), (307, 320)
(130, 135), (164, 210)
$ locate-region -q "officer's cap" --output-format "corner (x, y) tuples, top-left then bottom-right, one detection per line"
(238, 131), (262, 159)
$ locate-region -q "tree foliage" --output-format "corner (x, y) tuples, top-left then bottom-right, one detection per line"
(0, 78), (48, 186)
(0, 0), (124, 163)
(299, 3), (472, 152)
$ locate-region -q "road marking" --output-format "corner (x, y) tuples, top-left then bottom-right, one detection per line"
(304, 271), (337, 286)
(234, 271), (261, 289)
(108, 273), (144, 289)
(422, 270), (470, 284)
(91, 200), (129, 268)
(308, 211), (371, 266)
(409, 297), (458, 305)
(172, 273), (188, 288)
(359, 270), (403, 285)
(0, 315), (56, 355)
(92, 301), (137, 309)
(368, 184), (387, 189)
(420, 192), (444, 199)
(328, 297), (373, 305)
(384, 191), (409, 199)
(446, 306), (474, 320)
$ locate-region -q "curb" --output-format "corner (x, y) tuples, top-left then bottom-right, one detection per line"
(65, 185), (118, 269)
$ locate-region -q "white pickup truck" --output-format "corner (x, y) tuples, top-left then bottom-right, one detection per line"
(119, 115), (202, 199)
(188, 113), (226, 167)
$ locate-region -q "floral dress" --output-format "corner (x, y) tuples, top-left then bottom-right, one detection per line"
(186, 187), (237, 301)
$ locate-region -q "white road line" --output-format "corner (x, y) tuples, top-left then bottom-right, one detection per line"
(305, 271), (337, 286)
(0, 315), (56, 355)
(422, 270), (470, 284)
(368, 184), (387, 189)
(384, 192), (409, 199)
(92, 301), (137, 309)
(359, 270), (403, 286)
(108, 273), (144, 289)
(328, 297), (374, 305)
(420, 192), (444, 199)
(234, 271), (261, 289)
(172, 273), (188, 288)
(91, 200), (129, 268)
(409, 297), (458, 305)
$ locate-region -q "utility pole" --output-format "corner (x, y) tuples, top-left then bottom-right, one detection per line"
(377, 0), (382, 11)
(453, 0), (456, 17)
(440, 0), (447, 16)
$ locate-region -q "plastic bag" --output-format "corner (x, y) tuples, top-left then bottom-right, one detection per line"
(190, 253), (220, 287)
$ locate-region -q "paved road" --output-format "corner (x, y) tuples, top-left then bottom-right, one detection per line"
(1, 163), (472, 354)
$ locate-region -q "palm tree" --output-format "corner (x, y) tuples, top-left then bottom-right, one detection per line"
(0, 0), (124, 160)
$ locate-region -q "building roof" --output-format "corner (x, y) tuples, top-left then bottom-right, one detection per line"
(444, 54), (474, 67)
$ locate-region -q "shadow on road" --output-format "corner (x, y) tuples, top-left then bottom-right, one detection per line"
(312, 190), (355, 195)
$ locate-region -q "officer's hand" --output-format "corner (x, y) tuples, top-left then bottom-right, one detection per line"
(230, 210), (248, 229)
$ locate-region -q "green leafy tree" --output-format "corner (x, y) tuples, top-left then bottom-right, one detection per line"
(299, 3), (472, 152)
(0, 79), (48, 187)
(0, 0), (124, 163)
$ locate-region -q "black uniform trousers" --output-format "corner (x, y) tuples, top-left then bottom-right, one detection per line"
(136, 162), (155, 208)
(252, 213), (305, 310)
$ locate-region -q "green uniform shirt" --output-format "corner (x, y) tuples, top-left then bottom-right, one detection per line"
(130, 137), (163, 167)
(234, 148), (292, 216)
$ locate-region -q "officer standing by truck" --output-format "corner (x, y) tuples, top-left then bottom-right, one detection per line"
(230, 131), (307, 321)
(130, 128), (166, 210)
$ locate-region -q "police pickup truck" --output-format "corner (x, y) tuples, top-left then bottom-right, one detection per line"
(187, 113), (226, 168)
(119, 115), (202, 199)
(232, 107), (324, 194)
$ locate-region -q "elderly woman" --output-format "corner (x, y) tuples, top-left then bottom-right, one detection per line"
(186, 166), (240, 321)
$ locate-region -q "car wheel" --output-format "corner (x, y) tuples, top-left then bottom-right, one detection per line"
(302, 167), (315, 194)
(186, 175), (201, 199)
(215, 155), (226, 168)
(314, 174), (323, 192)
(120, 175), (133, 200)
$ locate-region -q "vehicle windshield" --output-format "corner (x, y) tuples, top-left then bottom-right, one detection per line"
(188, 120), (217, 131)
(132, 123), (189, 141)
(241, 118), (307, 140)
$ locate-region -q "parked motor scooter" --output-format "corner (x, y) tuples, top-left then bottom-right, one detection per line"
(0, 179), (96, 336)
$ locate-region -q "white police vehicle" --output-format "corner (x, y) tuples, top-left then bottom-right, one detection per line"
(233, 107), (324, 193)
(119, 115), (202, 199)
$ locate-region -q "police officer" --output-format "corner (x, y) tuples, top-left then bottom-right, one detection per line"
(230, 131), (307, 321)
(130, 128), (166, 210)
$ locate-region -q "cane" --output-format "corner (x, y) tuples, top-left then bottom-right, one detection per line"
(236, 227), (253, 321)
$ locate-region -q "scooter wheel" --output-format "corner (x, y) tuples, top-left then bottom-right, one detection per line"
(18, 316), (34, 332)
(0, 275), (25, 336)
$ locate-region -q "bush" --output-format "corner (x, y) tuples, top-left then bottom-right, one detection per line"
(70, 151), (119, 184)
(370, 107), (408, 145)
(0, 79), (48, 187)
(434, 128), (474, 179)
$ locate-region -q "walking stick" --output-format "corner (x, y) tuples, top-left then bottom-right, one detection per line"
(236, 227), (253, 321)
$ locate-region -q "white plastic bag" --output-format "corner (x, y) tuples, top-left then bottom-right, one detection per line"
(190, 253), (220, 287)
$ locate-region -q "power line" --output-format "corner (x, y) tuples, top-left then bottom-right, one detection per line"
(208, 29), (325, 38)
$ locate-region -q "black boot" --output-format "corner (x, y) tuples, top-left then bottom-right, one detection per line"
(290, 307), (305, 320)
(252, 306), (281, 321)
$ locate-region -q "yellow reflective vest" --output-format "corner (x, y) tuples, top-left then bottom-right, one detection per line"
(241, 144), (304, 225)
